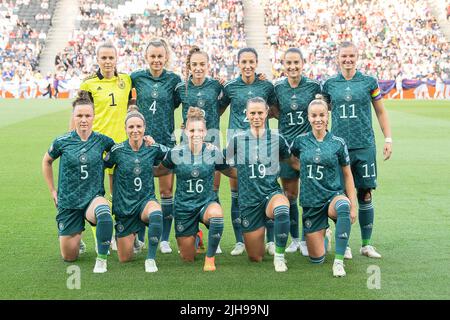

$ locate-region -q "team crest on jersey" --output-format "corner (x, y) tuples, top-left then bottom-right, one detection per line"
(314, 148), (321, 163)
(197, 98), (205, 108)
(242, 218), (249, 228)
(58, 222), (65, 231)
(118, 78), (125, 89)
(191, 168), (200, 178)
(79, 153), (88, 164)
(133, 166), (142, 176)
(290, 95), (298, 110)
(305, 219), (312, 229)
(151, 84), (159, 98)
(176, 224), (184, 232)
(344, 87), (352, 102)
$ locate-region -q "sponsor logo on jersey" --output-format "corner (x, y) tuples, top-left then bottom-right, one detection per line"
(97, 86), (102, 91)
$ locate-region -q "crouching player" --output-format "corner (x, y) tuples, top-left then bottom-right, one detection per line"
(225, 97), (291, 272)
(288, 96), (357, 276)
(156, 107), (234, 271)
(104, 106), (168, 273)
(42, 91), (114, 273)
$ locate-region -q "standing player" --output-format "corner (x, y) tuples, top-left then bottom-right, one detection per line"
(175, 45), (224, 189)
(272, 48), (321, 256)
(131, 38), (182, 254)
(42, 92), (114, 273)
(225, 97), (291, 272)
(390, 73), (403, 100)
(220, 48), (278, 256)
(322, 41), (392, 259)
(104, 107), (168, 272)
(74, 42), (135, 251)
(289, 96), (357, 277)
(156, 107), (235, 271)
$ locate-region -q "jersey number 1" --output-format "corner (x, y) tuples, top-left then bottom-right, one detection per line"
(109, 93), (117, 107)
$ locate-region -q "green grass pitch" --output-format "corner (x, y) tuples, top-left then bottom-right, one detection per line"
(0, 98), (449, 299)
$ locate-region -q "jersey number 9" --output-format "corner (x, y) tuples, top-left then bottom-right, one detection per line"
(134, 177), (142, 192)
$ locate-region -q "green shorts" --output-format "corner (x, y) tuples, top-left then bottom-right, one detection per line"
(348, 147), (377, 189)
(174, 200), (218, 237)
(302, 202), (331, 234)
(240, 191), (282, 233)
(279, 161), (300, 179)
(56, 200), (97, 236)
(114, 198), (157, 238)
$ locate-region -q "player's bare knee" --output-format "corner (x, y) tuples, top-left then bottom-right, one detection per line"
(180, 252), (195, 262)
(62, 252), (78, 262)
(248, 255), (263, 262)
(285, 191), (297, 202)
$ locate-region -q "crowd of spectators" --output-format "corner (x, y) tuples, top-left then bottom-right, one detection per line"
(264, 0), (450, 83)
(1, 0), (54, 97)
(59, 0), (246, 83)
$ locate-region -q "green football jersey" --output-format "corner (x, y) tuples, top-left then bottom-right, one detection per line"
(222, 75), (277, 130)
(131, 69), (182, 146)
(322, 71), (382, 149)
(175, 77), (223, 130)
(226, 129), (291, 207)
(104, 141), (169, 216)
(162, 143), (229, 216)
(48, 131), (114, 209)
(274, 76), (321, 143)
(291, 132), (350, 207)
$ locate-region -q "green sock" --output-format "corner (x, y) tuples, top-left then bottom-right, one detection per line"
(147, 211), (162, 260)
(207, 217), (224, 257)
(274, 205), (290, 253)
(335, 199), (351, 257)
(359, 200), (374, 246)
(94, 204), (113, 258)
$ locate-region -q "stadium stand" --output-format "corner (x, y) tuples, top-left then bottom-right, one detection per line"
(1, 0), (449, 98)
(62, 0), (246, 81)
(0, 0), (57, 97)
(263, 0), (449, 83)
